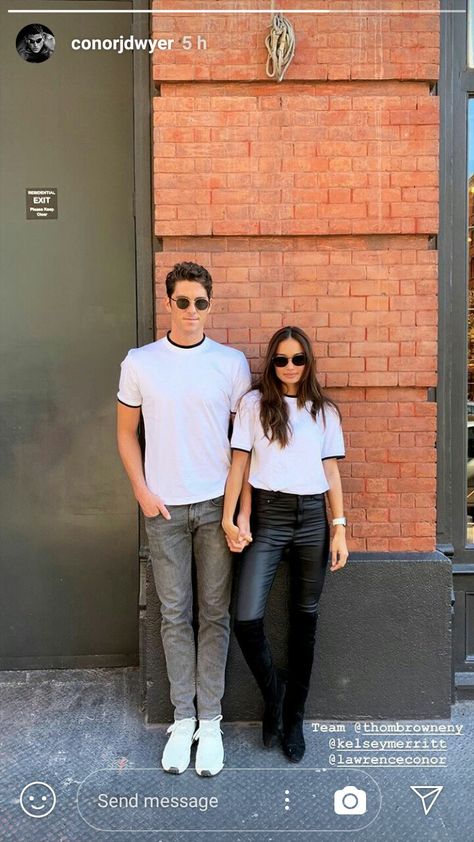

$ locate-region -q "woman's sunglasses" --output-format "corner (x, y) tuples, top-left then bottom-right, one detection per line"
(169, 296), (210, 311)
(272, 353), (307, 368)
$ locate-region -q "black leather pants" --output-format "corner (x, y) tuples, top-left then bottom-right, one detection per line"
(235, 489), (330, 622)
(234, 489), (330, 721)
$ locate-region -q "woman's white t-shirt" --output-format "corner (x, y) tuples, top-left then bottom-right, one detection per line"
(231, 389), (345, 495)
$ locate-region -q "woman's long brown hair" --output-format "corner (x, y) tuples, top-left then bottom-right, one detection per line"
(254, 325), (342, 448)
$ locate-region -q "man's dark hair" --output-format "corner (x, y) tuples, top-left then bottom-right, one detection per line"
(27, 24), (44, 36)
(165, 262), (213, 299)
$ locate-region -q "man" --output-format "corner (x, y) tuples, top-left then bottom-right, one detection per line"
(117, 262), (251, 776)
(17, 24), (55, 63)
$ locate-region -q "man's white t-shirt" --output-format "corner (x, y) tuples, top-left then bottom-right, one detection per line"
(231, 390), (345, 495)
(117, 334), (251, 505)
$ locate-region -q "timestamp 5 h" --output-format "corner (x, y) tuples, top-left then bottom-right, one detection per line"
(180, 35), (208, 50)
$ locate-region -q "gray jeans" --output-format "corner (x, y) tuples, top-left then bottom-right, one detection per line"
(145, 496), (232, 720)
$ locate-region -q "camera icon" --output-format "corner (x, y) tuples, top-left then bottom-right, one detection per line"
(334, 786), (367, 815)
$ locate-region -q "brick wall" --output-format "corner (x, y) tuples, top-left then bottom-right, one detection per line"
(152, 0), (439, 552)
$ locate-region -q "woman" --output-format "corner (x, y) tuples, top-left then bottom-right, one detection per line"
(222, 326), (348, 763)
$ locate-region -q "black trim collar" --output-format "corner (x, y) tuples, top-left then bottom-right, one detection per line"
(166, 331), (206, 349)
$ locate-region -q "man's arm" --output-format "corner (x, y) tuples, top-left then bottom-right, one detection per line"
(116, 402), (170, 519)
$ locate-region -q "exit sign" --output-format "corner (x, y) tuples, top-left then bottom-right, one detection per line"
(26, 188), (58, 219)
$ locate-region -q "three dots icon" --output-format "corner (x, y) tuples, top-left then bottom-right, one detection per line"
(284, 789), (290, 811)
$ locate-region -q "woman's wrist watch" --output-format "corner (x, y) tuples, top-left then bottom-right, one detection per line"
(332, 517), (347, 527)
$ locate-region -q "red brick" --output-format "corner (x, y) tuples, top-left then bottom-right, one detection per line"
(152, 10), (439, 552)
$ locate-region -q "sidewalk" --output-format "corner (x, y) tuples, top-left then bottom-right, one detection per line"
(0, 668), (472, 842)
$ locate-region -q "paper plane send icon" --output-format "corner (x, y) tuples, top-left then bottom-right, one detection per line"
(410, 786), (443, 816)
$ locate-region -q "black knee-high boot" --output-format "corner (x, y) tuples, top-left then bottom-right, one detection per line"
(282, 610), (318, 763)
(234, 618), (286, 748)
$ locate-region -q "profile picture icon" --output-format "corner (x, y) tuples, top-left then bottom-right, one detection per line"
(16, 24), (55, 63)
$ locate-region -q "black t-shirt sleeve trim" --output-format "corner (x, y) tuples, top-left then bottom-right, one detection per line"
(321, 454), (345, 460)
(231, 447), (251, 453)
(117, 398), (142, 408)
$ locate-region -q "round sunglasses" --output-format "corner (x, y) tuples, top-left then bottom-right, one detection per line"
(272, 353), (307, 368)
(169, 296), (210, 311)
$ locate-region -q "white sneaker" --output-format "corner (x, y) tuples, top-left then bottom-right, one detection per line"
(161, 717), (196, 774)
(194, 715), (224, 777)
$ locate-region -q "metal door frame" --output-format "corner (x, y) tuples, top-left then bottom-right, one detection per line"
(439, 0), (474, 688)
(133, 0), (155, 350)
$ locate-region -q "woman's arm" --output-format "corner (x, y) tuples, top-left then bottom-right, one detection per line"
(222, 450), (252, 547)
(322, 458), (349, 572)
(237, 456), (251, 520)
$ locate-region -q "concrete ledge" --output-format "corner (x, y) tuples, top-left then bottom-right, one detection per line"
(144, 552), (453, 723)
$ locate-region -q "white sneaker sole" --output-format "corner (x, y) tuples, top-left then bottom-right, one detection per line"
(162, 765), (183, 775)
(162, 754), (193, 774)
(195, 755), (224, 777)
(162, 754), (192, 774)
(196, 768), (223, 777)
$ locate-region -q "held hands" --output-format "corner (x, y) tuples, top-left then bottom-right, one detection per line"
(136, 488), (171, 520)
(330, 526), (349, 572)
(222, 513), (252, 553)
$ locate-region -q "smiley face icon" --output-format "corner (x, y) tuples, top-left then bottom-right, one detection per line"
(19, 782), (56, 818)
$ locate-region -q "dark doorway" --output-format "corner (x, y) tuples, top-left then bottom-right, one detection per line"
(0, 1), (150, 667)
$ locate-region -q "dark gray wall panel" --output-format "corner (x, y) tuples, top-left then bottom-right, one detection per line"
(0, 2), (139, 665)
(146, 553), (452, 721)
